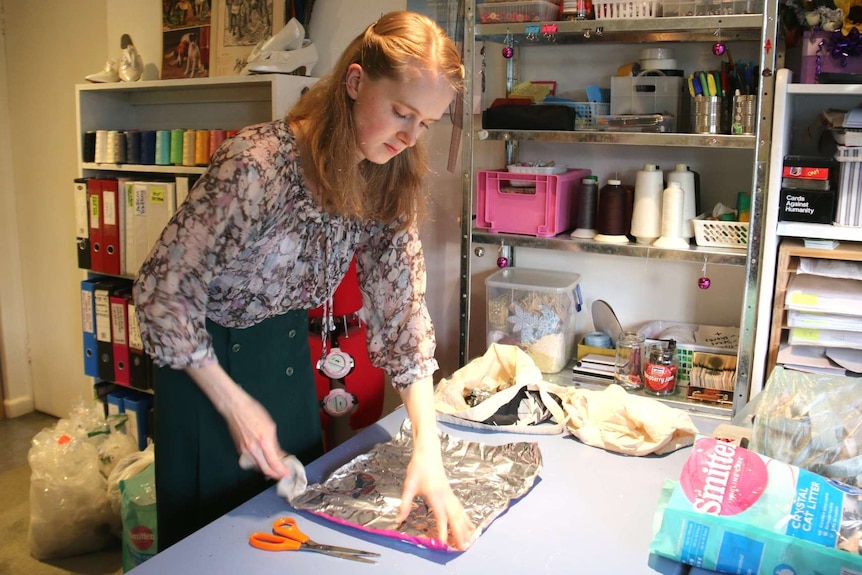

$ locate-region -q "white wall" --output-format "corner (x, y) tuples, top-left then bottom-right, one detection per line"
(1, 0), (470, 418)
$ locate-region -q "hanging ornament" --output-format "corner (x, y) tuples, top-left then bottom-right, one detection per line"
(497, 243), (510, 268)
(712, 26), (726, 57)
(502, 30), (514, 59)
(698, 258), (711, 290)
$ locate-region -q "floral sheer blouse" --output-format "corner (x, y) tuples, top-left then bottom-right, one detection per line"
(132, 119), (438, 390)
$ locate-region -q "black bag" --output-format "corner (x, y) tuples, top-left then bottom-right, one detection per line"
(482, 104), (576, 131)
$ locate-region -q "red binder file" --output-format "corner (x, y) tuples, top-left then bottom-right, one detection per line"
(110, 291), (131, 387)
(87, 179), (104, 273)
(100, 178), (121, 276)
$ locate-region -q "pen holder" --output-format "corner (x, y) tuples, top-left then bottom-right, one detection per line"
(690, 96), (723, 135)
(731, 95), (757, 135)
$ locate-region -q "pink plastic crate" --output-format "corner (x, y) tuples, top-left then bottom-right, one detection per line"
(476, 168), (591, 237)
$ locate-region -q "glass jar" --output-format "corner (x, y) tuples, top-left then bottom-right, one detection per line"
(644, 342), (679, 396)
(614, 331), (645, 391)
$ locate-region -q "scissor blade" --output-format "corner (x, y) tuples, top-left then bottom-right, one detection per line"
(314, 544), (381, 557)
(310, 549), (378, 564)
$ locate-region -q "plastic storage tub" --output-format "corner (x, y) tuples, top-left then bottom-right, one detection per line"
(476, 168), (591, 237)
(477, 1), (561, 23)
(486, 267), (582, 373)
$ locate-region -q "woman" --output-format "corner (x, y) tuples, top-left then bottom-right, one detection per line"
(133, 10), (474, 551)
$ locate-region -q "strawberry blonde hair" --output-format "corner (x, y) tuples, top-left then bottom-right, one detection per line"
(288, 11), (465, 228)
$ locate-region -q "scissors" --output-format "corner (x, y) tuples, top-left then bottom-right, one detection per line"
(249, 517), (380, 564)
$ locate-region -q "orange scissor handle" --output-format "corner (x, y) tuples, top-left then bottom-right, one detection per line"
(272, 517), (310, 544)
(249, 531), (303, 551)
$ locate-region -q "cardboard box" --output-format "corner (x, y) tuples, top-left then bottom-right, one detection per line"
(778, 188), (836, 224)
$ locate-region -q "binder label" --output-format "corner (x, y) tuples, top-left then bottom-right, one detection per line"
(150, 186), (167, 205)
(111, 301), (127, 345)
(95, 289), (112, 342)
(90, 193), (101, 229)
(135, 186), (147, 216)
(104, 191), (117, 226)
(128, 303), (143, 350)
(81, 289), (94, 333)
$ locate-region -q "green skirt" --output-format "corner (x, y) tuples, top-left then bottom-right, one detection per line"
(153, 310), (323, 549)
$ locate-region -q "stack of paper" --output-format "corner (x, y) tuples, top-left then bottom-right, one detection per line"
(779, 271), (862, 375)
(572, 353), (615, 382)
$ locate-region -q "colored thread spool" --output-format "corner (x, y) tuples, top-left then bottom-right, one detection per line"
(104, 130), (120, 164)
(125, 130), (141, 165)
(94, 129), (108, 163)
(140, 130), (156, 165)
(182, 130), (196, 166)
(116, 131), (127, 164)
(83, 131), (97, 162)
(594, 179), (632, 244)
(171, 129), (185, 165)
(194, 129), (210, 165)
(209, 129), (227, 158)
(155, 130), (171, 165)
(570, 177), (599, 239)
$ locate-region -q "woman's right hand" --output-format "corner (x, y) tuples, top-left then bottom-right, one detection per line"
(186, 362), (289, 480)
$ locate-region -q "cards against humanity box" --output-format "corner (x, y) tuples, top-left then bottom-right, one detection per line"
(778, 188), (836, 224)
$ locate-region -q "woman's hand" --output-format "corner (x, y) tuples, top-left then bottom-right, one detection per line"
(397, 378), (476, 550)
(186, 362), (289, 479)
(395, 436), (475, 550)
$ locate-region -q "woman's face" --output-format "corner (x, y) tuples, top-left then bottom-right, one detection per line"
(345, 62), (456, 164)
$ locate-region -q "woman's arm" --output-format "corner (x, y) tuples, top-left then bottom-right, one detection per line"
(395, 376), (475, 550)
(185, 362), (290, 479)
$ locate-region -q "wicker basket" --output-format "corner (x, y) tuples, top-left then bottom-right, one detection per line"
(692, 215), (749, 249)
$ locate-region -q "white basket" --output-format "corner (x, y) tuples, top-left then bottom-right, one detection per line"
(594, 0), (661, 18)
(692, 216), (749, 249)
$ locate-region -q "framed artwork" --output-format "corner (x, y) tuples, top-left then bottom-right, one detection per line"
(211, 0), (286, 76)
(162, 0), (214, 79)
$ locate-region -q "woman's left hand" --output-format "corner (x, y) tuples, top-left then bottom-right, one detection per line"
(396, 377), (476, 550)
(395, 440), (476, 550)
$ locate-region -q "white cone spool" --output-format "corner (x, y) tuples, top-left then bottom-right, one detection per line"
(653, 181), (690, 249)
(631, 163), (663, 245)
(667, 164), (697, 239)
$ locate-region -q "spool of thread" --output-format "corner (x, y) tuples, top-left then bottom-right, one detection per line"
(155, 130), (171, 165)
(584, 331), (613, 349)
(83, 131), (97, 162)
(631, 163), (664, 245)
(571, 176), (599, 239)
(594, 179), (632, 244)
(141, 130), (156, 165)
(653, 181), (690, 249)
(171, 129), (186, 165)
(116, 131), (127, 164)
(667, 164), (697, 239)
(104, 130), (120, 164)
(209, 129), (227, 158)
(182, 130), (196, 166)
(94, 129), (108, 163)
(194, 130), (210, 165)
(125, 130), (141, 165)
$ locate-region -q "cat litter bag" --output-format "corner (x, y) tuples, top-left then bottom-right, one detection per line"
(649, 435), (862, 574)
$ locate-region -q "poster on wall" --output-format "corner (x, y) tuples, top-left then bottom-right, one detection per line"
(212, 0), (286, 76)
(161, 0), (213, 80)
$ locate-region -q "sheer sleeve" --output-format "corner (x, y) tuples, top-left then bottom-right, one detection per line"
(132, 131), (271, 369)
(354, 222), (438, 390)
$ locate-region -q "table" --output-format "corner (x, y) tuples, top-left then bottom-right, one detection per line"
(128, 408), (726, 574)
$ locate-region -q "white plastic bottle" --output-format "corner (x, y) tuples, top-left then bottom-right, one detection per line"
(667, 164), (697, 239)
(630, 163), (664, 245)
(653, 181), (690, 249)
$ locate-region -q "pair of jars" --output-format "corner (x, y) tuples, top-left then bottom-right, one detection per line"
(614, 332), (678, 395)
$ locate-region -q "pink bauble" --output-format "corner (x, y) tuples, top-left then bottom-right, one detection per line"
(698, 277), (711, 290)
(497, 256), (509, 268)
(712, 42), (726, 56)
(502, 46), (514, 59)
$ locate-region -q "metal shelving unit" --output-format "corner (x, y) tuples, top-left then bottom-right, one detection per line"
(459, 2), (781, 417)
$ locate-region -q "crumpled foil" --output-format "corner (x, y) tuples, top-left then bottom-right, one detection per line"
(290, 419), (542, 551)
